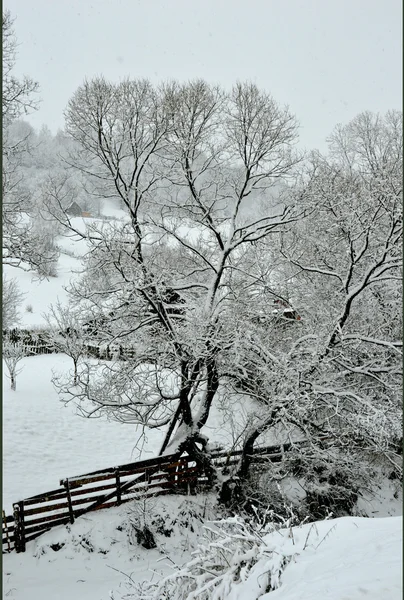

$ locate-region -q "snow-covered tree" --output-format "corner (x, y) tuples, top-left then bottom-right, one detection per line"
(3, 275), (24, 329)
(227, 111), (403, 508)
(1, 12), (61, 278)
(2, 11), (39, 126)
(49, 78), (302, 475)
(3, 340), (25, 391)
(44, 301), (88, 386)
(49, 76), (401, 506)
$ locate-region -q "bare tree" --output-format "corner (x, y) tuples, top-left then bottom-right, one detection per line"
(44, 301), (88, 386)
(3, 275), (24, 329)
(3, 340), (25, 391)
(2, 11), (57, 278)
(2, 11), (39, 125)
(50, 79), (302, 475)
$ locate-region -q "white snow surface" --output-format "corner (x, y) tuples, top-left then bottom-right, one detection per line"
(2, 500), (402, 600)
(3, 252), (81, 328)
(2, 354), (163, 513)
(2, 353), (260, 513)
(222, 515), (403, 600)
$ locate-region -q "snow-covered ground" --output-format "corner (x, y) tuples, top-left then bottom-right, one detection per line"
(3, 497), (402, 600)
(3, 200), (127, 328)
(2, 352), (256, 514)
(3, 253), (81, 328)
(3, 352), (402, 599)
(2, 354), (164, 513)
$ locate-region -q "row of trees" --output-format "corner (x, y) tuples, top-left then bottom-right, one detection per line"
(2, 11), (59, 277)
(2, 11), (101, 282)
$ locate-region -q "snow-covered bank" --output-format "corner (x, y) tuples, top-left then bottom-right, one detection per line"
(3, 497), (402, 600)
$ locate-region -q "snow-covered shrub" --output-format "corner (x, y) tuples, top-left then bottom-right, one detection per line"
(286, 449), (376, 519)
(120, 514), (302, 600)
(221, 445), (393, 523)
(125, 494), (159, 549)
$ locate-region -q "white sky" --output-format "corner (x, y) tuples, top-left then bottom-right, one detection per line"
(5, 0), (402, 151)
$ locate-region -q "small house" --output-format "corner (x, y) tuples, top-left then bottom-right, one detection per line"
(66, 202), (83, 217)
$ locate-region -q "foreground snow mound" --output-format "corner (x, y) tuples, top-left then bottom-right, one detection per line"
(3, 494), (218, 600)
(131, 515), (402, 600)
(3, 493), (402, 600)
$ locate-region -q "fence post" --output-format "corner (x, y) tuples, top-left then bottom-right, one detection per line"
(64, 479), (75, 524)
(2, 510), (11, 552)
(115, 469), (121, 505)
(13, 501), (25, 553)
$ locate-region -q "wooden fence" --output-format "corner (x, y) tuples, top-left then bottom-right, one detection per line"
(2, 441), (300, 554)
(2, 451), (212, 553)
(3, 328), (141, 360)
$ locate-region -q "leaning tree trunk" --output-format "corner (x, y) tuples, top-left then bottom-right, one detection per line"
(219, 408), (279, 507)
(159, 358), (220, 488)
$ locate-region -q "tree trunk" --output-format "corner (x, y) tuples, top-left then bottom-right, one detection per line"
(219, 408), (279, 507)
(179, 434), (217, 487)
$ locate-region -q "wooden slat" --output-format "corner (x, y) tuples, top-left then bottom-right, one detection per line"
(24, 487), (66, 503)
(68, 458), (185, 487)
(24, 511), (70, 527)
(23, 491), (68, 506)
(70, 481), (117, 498)
(66, 473), (115, 487)
(64, 480), (75, 524)
(25, 517), (70, 537)
(25, 481), (119, 507)
(82, 500), (117, 513)
(62, 452), (180, 485)
(25, 481), (121, 506)
(24, 501), (68, 517)
(70, 494), (113, 508)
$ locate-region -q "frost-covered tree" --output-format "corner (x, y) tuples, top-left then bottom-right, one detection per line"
(49, 78), (302, 474)
(2, 11), (39, 126)
(50, 77), (402, 506)
(44, 301), (88, 386)
(3, 340), (25, 391)
(227, 111), (403, 508)
(3, 275), (24, 329)
(1, 12), (61, 278)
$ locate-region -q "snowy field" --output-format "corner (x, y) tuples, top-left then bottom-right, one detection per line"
(2, 354), (162, 512)
(3, 351), (402, 599)
(2, 352), (256, 514)
(3, 498), (402, 600)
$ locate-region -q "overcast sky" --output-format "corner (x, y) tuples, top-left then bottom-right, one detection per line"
(5, 0), (402, 151)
